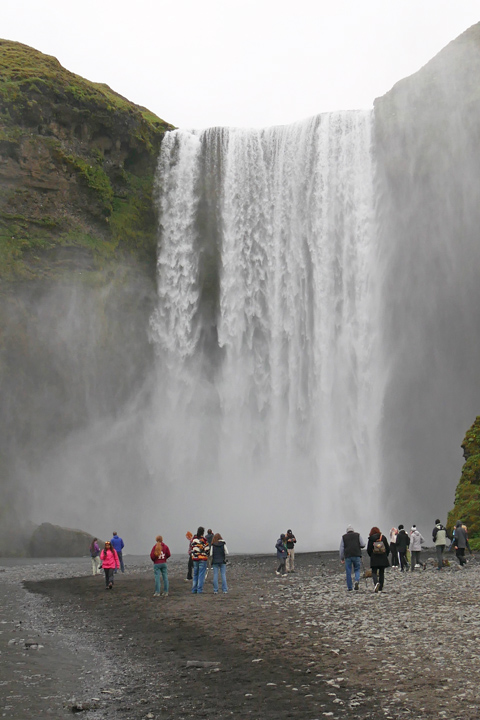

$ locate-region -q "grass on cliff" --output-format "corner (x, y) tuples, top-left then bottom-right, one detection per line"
(0, 39), (174, 144)
(447, 416), (480, 547)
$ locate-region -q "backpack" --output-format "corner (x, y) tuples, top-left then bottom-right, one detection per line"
(373, 535), (386, 554)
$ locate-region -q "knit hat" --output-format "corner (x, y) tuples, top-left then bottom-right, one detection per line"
(346, 525), (354, 532)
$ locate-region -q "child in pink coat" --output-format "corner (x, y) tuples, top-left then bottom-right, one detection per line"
(101, 541), (120, 590)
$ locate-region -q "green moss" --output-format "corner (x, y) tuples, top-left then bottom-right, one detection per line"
(447, 416), (480, 541)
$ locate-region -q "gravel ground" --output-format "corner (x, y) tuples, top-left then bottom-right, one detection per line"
(1, 550), (479, 719)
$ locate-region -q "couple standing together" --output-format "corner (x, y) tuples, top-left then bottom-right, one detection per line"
(340, 525), (391, 592)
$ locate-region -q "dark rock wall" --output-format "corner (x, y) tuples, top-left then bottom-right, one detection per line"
(374, 23), (480, 524)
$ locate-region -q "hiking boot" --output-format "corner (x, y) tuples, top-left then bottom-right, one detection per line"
(153, 592), (160, 597)
(354, 581), (359, 591)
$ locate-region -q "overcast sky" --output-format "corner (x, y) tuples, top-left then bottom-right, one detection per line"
(3, 1), (480, 129)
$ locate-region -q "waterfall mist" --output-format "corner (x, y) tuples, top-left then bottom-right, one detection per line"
(149, 112), (384, 552)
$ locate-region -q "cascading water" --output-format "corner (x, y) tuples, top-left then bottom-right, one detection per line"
(149, 111), (384, 551)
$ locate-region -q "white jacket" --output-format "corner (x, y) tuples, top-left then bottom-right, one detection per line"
(410, 529), (425, 551)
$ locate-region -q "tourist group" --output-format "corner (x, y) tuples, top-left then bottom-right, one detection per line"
(339, 519), (471, 593)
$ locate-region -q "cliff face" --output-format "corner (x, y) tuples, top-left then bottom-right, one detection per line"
(0, 39), (174, 278)
(0, 41), (174, 553)
(374, 23), (480, 525)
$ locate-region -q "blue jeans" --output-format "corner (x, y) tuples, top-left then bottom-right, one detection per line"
(213, 563), (228, 593)
(154, 563), (169, 593)
(192, 560), (207, 593)
(344, 556), (361, 590)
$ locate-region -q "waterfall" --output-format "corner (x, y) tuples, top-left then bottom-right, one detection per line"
(149, 111), (383, 551)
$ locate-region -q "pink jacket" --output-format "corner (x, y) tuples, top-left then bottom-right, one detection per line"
(101, 548), (119, 569)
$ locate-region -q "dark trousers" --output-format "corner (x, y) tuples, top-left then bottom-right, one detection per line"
(399, 551), (409, 571)
(104, 568), (114, 587)
(390, 545), (399, 566)
(187, 555), (193, 579)
(372, 567), (385, 590)
(456, 547), (466, 565)
(277, 558), (286, 574)
(436, 544), (445, 569)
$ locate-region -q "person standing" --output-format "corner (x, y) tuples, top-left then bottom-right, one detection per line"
(389, 528), (399, 569)
(339, 525), (365, 591)
(205, 529), (214, 576)
(110, 531), (125, 573)
(185, 531), (194, 581)
(453, 520), (471, 566)
(396, 525), (410, 572)
(210, 533), (229, 594)
(101, 541), (119, 589)
(285, 529), (297, 573)
(191, 526), (210, 594)
(432, 519), (448, 571)
(410, 526), (425, 570)
(150, 534), (171, 597)
(89, 537), (101, 575)
(367, 527), (390, 592)
(275, 534), (288, 576)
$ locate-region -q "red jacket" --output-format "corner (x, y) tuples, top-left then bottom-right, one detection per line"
(101, 548), (119, 569)
(150, 543), (171, 564)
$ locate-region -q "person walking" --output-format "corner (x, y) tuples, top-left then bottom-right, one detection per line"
(89, 537), (101, 575)
(367, 526), (390, 592)
(210, 533), (229, 594)
(453, 520), (471, 567)
(389, 528), (399, 569)
(110, 531), (125, 573)
(339, 525), (365, 591)
(150, 534), (171, 597)
(410, 526), (425, 570)
(275, 534), (288, 576)
(285, 529), (297, 573)
(101, 541), (120, 590)
(191, 526), (210, 594)
(396, 525), (410, 572)
(432, 519), (448, 571)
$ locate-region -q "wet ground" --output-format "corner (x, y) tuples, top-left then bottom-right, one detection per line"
(1, 550), (479, 719)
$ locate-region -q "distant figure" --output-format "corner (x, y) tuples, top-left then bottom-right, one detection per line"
(389, 528), (399, 568)
(367, 526), (390, 592)
(396, 525), (410, 571)
(285, 529), (297, 573)
(275, 534), (288, 576)
(185, 531), (193, 581)
(89, 537), (101, 576)
(205, 529), (214, 575)
(410, 526), (425, 571)
(110, 531), (125, 573)
(210, 533), (229, 594)
(191, 526), (210, 594)
(432, 519), (448, 571)
(150, 534), (171, 597)
(453, 520), (471, 566)
(339, 525), (365, 591)
(101, 541), (119, 590)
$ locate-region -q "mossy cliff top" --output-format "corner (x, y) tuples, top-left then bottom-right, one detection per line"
(447, 417), (480, 548)
(0, 39), (175, 282)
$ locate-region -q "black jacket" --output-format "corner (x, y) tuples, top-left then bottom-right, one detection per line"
(395, 529), (410, 553)
(367, 532), (390, 568)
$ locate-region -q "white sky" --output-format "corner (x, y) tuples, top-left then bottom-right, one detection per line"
(2, 1), (480, 129)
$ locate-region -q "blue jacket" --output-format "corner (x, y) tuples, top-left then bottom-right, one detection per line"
(111, 535), (124, 552)
(275, 537), (287, 559)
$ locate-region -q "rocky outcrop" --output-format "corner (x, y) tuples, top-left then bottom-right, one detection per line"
(28, 523), (101, 558)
